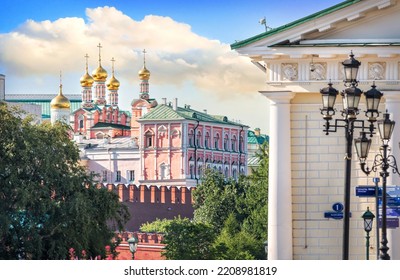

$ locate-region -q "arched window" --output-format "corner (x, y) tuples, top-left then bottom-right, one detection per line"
(160, 163), (166, 180)
(224, 134), (229, 151)
(78, 115), (84, 129)
(205, 132), (210, 149)
(224, 167), (229, 178)
(189, 129), (194, 147)
(196, 131), (202, 148)
(171, 129), (181, 147)
(231, 135), (237, 152)
(239, 136), (244, 152)
(214, 133), (220, 150)
(190, 164), (194, 179)
(145, 130), (154, 147)
(232, 169), (237, 180)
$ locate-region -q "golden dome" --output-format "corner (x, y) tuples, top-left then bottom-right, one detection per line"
(80, 71), (94, 87)
(106, 74), (120, 90)
(92, 65), (108, 82)
(51, 86), (71, 109)
(139, 66), (150, 80)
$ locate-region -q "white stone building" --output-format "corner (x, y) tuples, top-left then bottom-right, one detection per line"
(232, 0), (400, 260)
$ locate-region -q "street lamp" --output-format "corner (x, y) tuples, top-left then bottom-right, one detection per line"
(355, 112), (398, 260)
(361, 207), (375, 260)
(128, 236), (139, 260)
(319, 52), (383, 260)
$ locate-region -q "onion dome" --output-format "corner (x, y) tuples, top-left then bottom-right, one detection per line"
(107, 74), (120, 90)
(51, 85), (71, 109)
(92, 65), (108, 82)
(138, 66), (150, 80)
(80, 71), (94, 87)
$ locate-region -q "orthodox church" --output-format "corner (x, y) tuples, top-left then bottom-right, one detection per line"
(49, 45), (249, 231)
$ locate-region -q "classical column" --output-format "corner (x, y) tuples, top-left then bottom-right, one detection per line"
(261, 91), (295, 260)
(383, 91), (400, 260)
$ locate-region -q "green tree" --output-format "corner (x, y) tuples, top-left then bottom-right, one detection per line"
(192, 169), (244, 233)
(214, 213), (265, 260)
(240, 141), (269, 241)
(161, 217), (218, 260)
(0, 103), (129, 259)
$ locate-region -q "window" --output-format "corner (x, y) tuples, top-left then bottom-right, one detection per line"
(102, 170), (107, 182)
(190, 165), (194, 179)
(205, 132), (210, 148)
(231, 135), (237, 152)
(224, 167), (229, 178)
(224, 134), (229, 151)
(145, 131), (154, 147)
(196, 131), (202, 148)
(188, 130), (194, 147)
(214, 133), (220, 150)
(239, 136), (244, 152)
(128, 170), (135, 182)
(160, 163), (166, 180)
(115, 170), (121, 182)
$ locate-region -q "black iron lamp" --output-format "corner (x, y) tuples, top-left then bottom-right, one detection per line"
(342, 51), (361, 86)
(378, 112), (395, 142)
(364, 82), (383, 122)
(362, 207), (375, 260)
(320, 82), (338, 120)
(355, 132), (372, 164)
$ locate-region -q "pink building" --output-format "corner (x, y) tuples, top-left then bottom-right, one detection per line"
(70, 47), (248, 230)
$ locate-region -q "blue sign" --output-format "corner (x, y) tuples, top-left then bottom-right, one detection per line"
(324, 212), (344, 219)
(332, 202), (344, 212)
(355, 185), (380, 197)
(378, 217), (399, 228)
(324, 202), (349, 220)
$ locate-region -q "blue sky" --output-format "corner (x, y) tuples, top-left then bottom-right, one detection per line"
(0, 0), (343, 133)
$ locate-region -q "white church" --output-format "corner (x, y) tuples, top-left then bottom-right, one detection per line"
(232, 0), (400, 260)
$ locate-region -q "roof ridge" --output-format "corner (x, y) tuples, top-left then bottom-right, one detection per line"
(231, 0), (362, 49)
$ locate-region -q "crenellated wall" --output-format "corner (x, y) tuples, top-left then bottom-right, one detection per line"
(102, 184), (195, 231)
(115, 231), (165, 260)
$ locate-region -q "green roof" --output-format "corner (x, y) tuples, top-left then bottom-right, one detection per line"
(140, 104), (247, 127)
(247, 130), (269, 145)
(91, 122), (131, 130)
(230, 0), (362, 49)
(5, 99), (81, 119)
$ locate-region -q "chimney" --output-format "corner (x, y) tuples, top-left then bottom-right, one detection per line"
(254, 128), (261, 136)
(162, 98), (167, 105)
(173, 98), (178, 111)
(203, 109), (207, 114)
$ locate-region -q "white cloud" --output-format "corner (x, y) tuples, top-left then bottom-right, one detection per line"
(0, 6), (268, 131)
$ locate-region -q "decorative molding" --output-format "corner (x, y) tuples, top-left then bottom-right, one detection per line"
(281, 63), (298, 81)
(368, 62), (386, 80)
(310, 62), (327, 80)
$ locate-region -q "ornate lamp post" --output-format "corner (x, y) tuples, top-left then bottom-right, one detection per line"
(319, 52), (383, 260)
(128, 236), (139, 260)
(355, 111), (398, 260)
(361, 207), (375, 260)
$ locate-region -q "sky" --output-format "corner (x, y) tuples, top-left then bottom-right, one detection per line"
(0, 0), (344, 133)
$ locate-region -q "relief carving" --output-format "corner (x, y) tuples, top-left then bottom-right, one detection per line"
(310, 62), (327, 80)
(368, 62), (386, 80)
(282, 63), (298, 81)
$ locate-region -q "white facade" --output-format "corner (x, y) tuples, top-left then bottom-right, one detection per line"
(232, 0), (400, 260)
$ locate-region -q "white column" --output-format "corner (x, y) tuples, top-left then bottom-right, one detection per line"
(384, 91), (400, 260)
(261, 91), (295, 260)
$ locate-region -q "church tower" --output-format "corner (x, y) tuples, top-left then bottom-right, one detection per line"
(51, 74), (71, 125)
(80, 54), (95, 108)
(106, 57), (120, 107)
(131, 49), (157, 139)
(92, 43), (108, 106)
